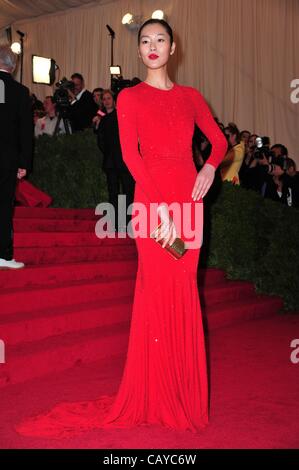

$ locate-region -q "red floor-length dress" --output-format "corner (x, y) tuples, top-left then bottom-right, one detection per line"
(16, 81), (227, 437)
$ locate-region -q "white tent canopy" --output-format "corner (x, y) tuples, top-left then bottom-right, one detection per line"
(0, 0), (298, 162)
(0, 0), (112, 29)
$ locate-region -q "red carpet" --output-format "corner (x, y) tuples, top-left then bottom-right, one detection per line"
(0, 207), (297, 448)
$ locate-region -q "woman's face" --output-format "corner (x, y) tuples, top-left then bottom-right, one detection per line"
(93, 91), (102, 106)
(138, 23), (175, 69)
(224, 131), (236, 147)
(248, 135), (257, 150)
(102, 93), (114, 109)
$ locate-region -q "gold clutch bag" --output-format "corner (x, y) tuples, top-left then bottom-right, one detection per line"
(150, 222), (187, 260)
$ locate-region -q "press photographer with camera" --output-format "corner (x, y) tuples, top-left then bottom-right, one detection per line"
(284, 158), (299, 208)
(245, 137), (297, 206)
(242, 136), (273, 191)
(67, 73), (98, 132)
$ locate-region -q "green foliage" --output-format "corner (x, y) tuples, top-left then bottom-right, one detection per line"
(206, 182), (299, 311)
(29, 130), (108, 208)
(29, 133), (299, 311)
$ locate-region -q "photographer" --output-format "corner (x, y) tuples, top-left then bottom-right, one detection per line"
(262, 158), (297, 207)
(35, 96), (66, 137)
(67, 73), (98, 132)
(247, 139), (288, 196)
(282, 158), (299, 208)
(247, 140), (298, 207)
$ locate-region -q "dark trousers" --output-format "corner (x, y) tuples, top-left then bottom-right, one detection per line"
(0, 169), (18, 260)
(104, 168), (135, 230)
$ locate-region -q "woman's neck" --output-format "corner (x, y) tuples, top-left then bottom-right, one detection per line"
(145, 69), (173, 90)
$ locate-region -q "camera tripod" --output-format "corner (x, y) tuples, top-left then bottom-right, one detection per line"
(53, 109), (72, 136)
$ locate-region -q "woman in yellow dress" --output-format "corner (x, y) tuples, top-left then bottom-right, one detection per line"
(220, 122), (245, 185)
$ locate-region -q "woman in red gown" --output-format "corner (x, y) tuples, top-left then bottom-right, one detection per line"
(16, 19), (227, 437)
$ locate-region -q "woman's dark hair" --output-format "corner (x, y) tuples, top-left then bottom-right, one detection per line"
(138, 19), (173, 46)
(225, 122), (241, 144)
(271, 144), (289, 158)
(286, 158), (296, 171)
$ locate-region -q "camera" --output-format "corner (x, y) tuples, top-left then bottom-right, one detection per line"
(254, 136), (273, 160)
(53, 77), (75, 113)
(111, 77), (135, 99)
(255, 136), (287, 171)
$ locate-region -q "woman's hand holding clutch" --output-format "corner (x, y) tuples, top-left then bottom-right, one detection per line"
(155, 204), (177, 248)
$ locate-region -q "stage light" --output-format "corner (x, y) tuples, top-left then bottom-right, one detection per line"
(110, 65), (121, 76)
(122, 13), (134, 25)
(152, 10), (165, 20)
(11, 42), (21, 55)
(32, 55), (56, 85)
(122, 12), (142, 31)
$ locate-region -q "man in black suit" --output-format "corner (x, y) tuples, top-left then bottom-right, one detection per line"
(0, 45), (33, 269)
(68, 73), (98, 132)
(97, 90), (135, 232)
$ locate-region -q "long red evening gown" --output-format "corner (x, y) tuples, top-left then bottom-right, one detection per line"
(16, 81), (227, 437)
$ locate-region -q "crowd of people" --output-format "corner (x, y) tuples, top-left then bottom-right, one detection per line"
(29, 72), (298, 211)
(193, 119), (299, 208)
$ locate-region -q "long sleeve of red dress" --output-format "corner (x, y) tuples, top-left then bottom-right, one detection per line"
(116, 88), (165, 205)
(187, 87), (228, 169)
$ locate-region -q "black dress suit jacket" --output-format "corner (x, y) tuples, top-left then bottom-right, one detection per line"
(0, 71), (33, 171)
(97, 108), (129, 172)
(68, 89), (98, 132)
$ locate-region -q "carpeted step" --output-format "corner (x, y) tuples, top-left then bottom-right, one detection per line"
(0, 280), (255, 346)
(0, 295), (284, 388)
(0, 259), (138, 289)
(14, 231), (135, 248)
(14, 218), (96, 233)
(0, 263), (224, 290)
(198, 268), (225, 286)
(0, 276), (136, 316)
(200, 280), (256, 307)
(14, 244), (137, 265)
(204, 295), (284, 330)
(0, 267), (228, 313)
(1, 295), (133, 346)
(0, 321), (130, 387)
(14, 207), (97, 220)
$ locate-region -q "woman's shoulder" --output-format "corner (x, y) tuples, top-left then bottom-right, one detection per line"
(118, 82), (143, 97)
(117, 83), (142, 105)
(179, 84), (203, 98)
(174, 84), (205, 105)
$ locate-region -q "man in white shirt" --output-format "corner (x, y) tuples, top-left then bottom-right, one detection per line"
(35, 96), (66, 137)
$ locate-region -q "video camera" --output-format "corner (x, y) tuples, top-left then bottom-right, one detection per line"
(111, 77), (136, 99)
(53, 77), (75, 114)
